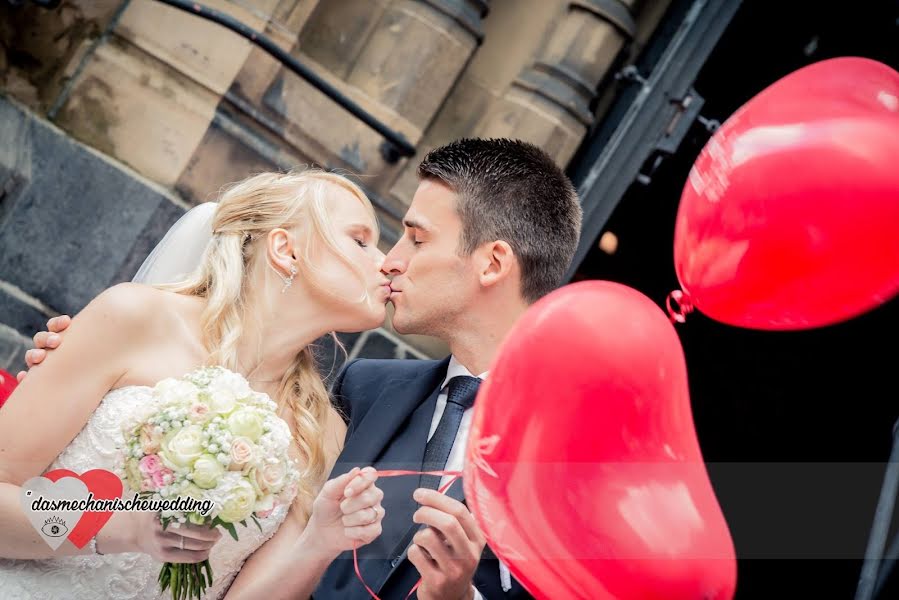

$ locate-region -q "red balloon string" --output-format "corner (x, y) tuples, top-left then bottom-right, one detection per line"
(352, 469), (463, 600)
(666, 289), (695, 324)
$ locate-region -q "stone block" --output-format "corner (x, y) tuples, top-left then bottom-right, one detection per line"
(115, 0), (272, 96)
(0, 284), (50, 337)
(313, 332), (360, 386)
(0, 96), (182, 316)
(54, 35), (219, 187)
(353, 329), (403, 360)
(298, 0), (391, 80)
(0, 0), (122, 114)
(345, 1), (479, 131)
(174, 105), (307, 206)
(112, 198), (186, 283)
(0, 323), (29, 374)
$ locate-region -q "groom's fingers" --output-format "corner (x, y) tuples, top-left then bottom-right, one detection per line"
(413, 526), (453, 567)
(47, 315), (71, 333)
(414, 488), (484, 545)
(408, 542), (439, 578)
(25, 348), (46, 367)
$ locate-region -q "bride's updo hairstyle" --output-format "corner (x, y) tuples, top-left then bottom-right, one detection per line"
(162, 169), (377, 517)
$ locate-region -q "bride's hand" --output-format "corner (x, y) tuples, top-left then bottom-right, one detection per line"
(100, 511), (223, 563)
(304, 467), (384, 557)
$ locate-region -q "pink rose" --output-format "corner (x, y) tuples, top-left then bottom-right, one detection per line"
(139, 454), (163, 475)
(188, 403), (210, 422)
(229, 437), (256, 468)
(256, 500), (278, 519)
(151, 467), (174, 488)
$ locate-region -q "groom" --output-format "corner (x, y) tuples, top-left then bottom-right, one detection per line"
(23, 137), (582, 599)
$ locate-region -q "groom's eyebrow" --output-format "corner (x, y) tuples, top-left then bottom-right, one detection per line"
(403, 218), (430, 232)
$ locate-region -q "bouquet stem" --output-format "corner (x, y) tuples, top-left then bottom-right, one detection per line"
(158, 560), (214, 600)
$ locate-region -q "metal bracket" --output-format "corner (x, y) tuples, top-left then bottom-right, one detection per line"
(635, 87), (715, 186)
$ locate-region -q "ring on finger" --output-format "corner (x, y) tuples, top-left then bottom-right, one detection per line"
(179, 535), (184, 551)
(370, 506), (379, 524)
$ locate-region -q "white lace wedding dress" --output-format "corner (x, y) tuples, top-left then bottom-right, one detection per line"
(0, 384), (294, 599)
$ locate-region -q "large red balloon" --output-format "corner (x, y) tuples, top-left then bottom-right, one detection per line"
(673, 57), (899, 329)
(464, 281), (736, 600)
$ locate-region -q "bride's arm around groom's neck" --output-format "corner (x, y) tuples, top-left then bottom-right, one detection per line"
(0, 282), (159, 559)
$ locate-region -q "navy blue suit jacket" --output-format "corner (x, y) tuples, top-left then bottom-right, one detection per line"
(312, 357), (532, 599)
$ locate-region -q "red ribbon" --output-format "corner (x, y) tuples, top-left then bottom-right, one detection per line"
(352, 469), (463, 600)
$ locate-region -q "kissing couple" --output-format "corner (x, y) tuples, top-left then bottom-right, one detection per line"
(1, 138), (581, 599)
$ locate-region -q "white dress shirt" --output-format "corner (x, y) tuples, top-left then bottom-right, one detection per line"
(424, 356), (511, 596)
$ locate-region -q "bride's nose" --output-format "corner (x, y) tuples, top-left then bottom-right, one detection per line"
(374, 250), (386, 271)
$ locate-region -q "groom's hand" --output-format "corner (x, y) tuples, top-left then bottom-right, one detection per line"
(408, 488), (486, 600)
(17, 315), (72, 382)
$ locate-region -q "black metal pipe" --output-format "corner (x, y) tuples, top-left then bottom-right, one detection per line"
(151, 0), (416, 162)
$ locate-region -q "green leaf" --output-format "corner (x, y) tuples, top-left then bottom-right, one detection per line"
(250, 514), (264, 534)
(221, 521), (239, 541)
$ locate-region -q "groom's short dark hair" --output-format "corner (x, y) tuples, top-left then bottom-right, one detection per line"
(417, 138), (582, 303)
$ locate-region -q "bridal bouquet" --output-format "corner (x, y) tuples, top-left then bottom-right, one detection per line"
(118, 366), (300, 600)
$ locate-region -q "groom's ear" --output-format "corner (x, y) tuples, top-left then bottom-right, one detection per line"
(266, 228), (297, 271)
(477, 240), (517, 289)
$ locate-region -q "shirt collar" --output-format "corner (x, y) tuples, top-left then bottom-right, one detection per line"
(440, 355), (489, 391)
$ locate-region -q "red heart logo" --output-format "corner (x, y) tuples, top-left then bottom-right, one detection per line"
(44, 469), (124, 548)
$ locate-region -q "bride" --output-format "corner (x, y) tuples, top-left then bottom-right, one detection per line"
(0, 170), (392, 598)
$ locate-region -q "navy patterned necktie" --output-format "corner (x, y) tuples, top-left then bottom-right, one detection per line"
(419, 375), (481, 490)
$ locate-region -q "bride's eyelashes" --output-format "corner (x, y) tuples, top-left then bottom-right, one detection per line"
(354, 238), (368, 248)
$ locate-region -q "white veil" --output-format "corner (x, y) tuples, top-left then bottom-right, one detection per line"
(132, 202), (218, 284)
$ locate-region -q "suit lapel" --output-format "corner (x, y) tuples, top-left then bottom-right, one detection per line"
(337, 357), (449, 466)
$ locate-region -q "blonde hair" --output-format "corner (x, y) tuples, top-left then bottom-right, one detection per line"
(160, 169), (377, 518)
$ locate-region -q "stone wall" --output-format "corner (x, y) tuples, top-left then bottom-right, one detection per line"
(0, 0), (671, 368)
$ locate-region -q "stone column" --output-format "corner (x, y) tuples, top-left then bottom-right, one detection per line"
(176, 0), (490, 216)
(476, 0), (642, 166)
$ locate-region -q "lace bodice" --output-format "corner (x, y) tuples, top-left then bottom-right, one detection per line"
(0, 385), (293, 599)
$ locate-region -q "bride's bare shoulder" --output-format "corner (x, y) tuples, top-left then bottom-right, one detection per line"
(86, 283), (202, 338)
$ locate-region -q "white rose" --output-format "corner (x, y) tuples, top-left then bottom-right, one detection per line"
(226, 409), (265, 442)
(207, 372), (252, 414)
(161, 426), (205, 468)
(191, 454), (225, 489)
(155, 378), (200, 405)
(218, 479), (257, 523)
(254, 494), (274, 514)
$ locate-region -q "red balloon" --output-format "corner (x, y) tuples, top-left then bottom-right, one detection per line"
(464, 281), (736, 600)
(0, 368), (17, 410)
(673, 57), (899, 329)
